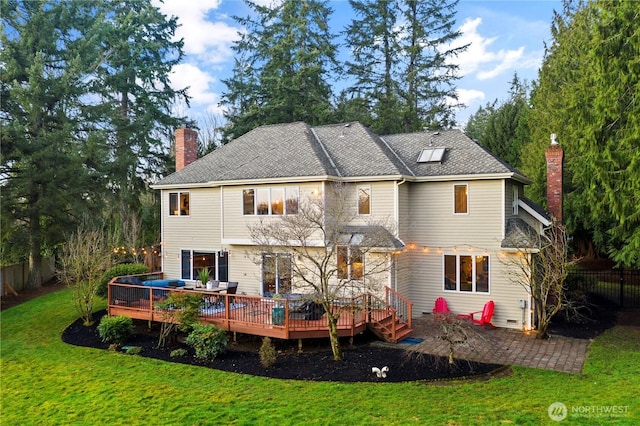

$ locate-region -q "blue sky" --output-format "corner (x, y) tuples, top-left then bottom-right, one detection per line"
(154, 0), (561, 129)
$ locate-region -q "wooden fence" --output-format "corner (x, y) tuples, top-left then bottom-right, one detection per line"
(1, 257), (56, 294)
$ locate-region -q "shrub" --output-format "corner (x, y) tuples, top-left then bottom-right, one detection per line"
(185, 324), (228, 361)
(170, 348), (188, 358)
(97, 315), (134, 344)
(259, 337), (277, 368)
(97, 263), (149, 298)
(155, 292), (203, 348)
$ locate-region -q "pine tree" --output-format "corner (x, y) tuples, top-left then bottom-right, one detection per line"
(345, 0), (466, 134)
(523, 0), (640, 267)
(1, 1), (189, 285)
(481, 74), (530, 167)
(400, 0), (466, 131)
(345, 0), (403, 135)
(221, 0), (338, 140)
(90, 0), (189, 220)
(1, 1), (105, 286)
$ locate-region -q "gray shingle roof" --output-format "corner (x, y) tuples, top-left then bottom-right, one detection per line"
(312, 123), (412, 177)
(155, 122), (334, 186)
(381, 130), (528, 180)
(501, 218), (541, 249)
(154, 122), (529, 187)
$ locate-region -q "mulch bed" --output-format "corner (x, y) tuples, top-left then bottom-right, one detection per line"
(8, 282), (620, 382)
(62, 309), (504, 383)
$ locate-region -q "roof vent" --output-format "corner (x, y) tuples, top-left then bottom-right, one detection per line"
(417, 147), (446, 163)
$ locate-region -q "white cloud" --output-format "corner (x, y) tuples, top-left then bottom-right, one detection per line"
(153, 0), (239, 62)
(456, 88), (485, 107)
(450, 17), (539, 81)
(170, 63), (218, 106)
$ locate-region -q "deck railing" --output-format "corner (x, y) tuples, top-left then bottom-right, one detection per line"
(107, 282), (379, 340)
(365, 287), (412, 342)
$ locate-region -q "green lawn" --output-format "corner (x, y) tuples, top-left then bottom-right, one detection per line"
(1, 289), (638, 425)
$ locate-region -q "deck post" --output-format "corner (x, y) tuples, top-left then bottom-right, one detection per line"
(298, 339), (303, 353)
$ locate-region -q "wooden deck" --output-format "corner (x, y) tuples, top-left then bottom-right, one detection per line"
(107, 279), (413, 343)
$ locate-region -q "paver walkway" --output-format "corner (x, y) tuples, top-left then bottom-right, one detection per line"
(398, 316), (590, 374)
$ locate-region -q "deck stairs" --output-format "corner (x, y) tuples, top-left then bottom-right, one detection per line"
(366, 288), (414, 343)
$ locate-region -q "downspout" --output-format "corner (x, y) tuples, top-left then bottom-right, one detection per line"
(395, 179), (406, 238)
(391, 179), (406, 292)
(160, 190), (166, 273)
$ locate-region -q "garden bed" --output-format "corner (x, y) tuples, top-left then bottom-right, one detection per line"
(62, 310), (504, 383)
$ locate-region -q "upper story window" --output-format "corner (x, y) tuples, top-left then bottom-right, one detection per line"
(169, 192), (189, 216)
(243, 186), (299, 216)
(454, 184), (468, 214)
(357, 186), (371, 215)
(512, 186), (519, 215)
(337, 246), (364, 280)
(443, 254), (489, 293)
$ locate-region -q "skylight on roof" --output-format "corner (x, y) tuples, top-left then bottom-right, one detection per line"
(417, 147), (445, 163)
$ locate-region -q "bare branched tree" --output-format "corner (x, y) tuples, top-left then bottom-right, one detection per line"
(197, 112), (225, 156)
(57, 223), (114, 326)
(503, 221), (578, 339)
(248, 183), (400, 361)
(120, 208), (143, 263)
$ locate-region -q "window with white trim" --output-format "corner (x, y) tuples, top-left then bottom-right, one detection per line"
(512, 186), (519, 215)
(169, 192), (189, 216)
(357, 186), (370, 215)
(454, 184), (468, 214)
(443, 254), (489, 293)
(337, 246), (364, 280)
(262, 253), (292, 295)
(181, 250), (229, 281)
(243, 186), (299, 216)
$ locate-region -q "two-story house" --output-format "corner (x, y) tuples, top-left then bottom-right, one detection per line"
(151, 121), (552, 330)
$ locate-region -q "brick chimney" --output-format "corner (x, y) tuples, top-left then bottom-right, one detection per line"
(175, 127), (198, 171)
(545, 133), (564, 222)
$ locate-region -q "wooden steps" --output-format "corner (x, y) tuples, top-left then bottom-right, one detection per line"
(367, 314), (413, 344)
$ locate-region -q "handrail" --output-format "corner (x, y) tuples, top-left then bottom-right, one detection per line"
(107, 279), (412, 341)
(385, 287), (413, 329)
(366, 292), (397, 340)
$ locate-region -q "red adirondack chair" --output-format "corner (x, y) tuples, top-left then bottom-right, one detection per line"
(458, 300), (496, 329)
(432, 297), (451, 321)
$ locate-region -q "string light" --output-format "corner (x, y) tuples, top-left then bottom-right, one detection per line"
(403, 243), (499, 255)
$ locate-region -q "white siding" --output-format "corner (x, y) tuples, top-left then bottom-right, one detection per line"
(158, 177), (534, 330)
(161, 188), (222, 282)
(223, 182), (322, 242)
(404, 179), (532, 330)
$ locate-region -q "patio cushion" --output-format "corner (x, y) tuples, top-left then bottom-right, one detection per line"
(117, 276), (142, 286)
(141, 279), (185, 288)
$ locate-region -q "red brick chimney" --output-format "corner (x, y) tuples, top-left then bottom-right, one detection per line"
(175, 127), (198, 171)
(545, 133), (564, 222)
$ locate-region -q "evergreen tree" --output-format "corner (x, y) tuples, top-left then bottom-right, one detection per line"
(345, 0), (403, 135)
(90, 0), (188, 226)
(463, 100), (497, 142)
(400, 0), (465, 131)
(523, 0), (640, 267)
(481, 74), (530, 167)
(1, 1), (189, 285)
(221, 0), (338, 140)
(1, 1), (105, 286)
(345, 0), (465, 134)
(333, 90), (374, 128)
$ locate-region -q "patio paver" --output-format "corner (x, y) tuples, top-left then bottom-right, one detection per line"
(394, 316), (590, 374)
